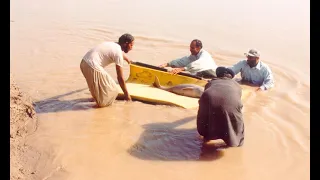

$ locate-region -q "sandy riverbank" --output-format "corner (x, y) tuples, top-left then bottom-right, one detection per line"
(10, 73), (60, 180)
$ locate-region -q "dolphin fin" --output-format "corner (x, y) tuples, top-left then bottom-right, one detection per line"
(152, 76), (163, 88)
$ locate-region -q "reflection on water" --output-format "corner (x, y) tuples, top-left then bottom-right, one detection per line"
(34, 88), (95, 113)
(128, 116), (225, 161)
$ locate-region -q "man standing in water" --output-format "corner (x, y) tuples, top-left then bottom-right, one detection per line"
(80, 33), (134, 107)
(158, 39), (218, 78)
(197, 67), (244, 147)
(229, 49), (275, 91)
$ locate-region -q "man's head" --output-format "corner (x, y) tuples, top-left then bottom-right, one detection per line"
(190, 39), (202, 55)
(118, 33), (135, 53)
(216, 66), (235, 79)
(245, 49), (260, 68)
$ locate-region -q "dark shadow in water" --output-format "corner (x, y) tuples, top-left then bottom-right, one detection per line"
(34, 88), (96, 114)
(117, 96), (180, 107)
(234, 78), (259, 88)
(34, 88), (179, 114)
(128, 116), (226, 161)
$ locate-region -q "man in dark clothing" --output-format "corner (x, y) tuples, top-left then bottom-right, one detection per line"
(197, 66), (244, 147)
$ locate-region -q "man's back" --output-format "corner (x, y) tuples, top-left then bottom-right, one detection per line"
(197, 67), (244, 147)
(83, 42), (124, 72)
(203, 78), (242, 110)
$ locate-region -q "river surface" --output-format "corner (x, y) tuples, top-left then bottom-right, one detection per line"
(10, 0), (310, 179)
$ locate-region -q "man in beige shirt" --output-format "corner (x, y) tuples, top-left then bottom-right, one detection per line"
(80, 33), (134, 107)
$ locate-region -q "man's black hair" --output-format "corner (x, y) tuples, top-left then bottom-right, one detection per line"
(192, 39), (203, 48)
(119, 33), (134, 44)
(216, 66), (235, 78)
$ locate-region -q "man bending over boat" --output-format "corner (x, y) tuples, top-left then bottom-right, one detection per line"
(197, 67), (244, 147)
(80, 33), (134, 107)
(158, 39), (218, 78)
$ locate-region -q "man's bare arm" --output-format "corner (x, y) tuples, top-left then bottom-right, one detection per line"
(116, 65), (131, 101)
(123, 52), (132, 64)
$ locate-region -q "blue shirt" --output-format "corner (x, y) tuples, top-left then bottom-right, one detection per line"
(229, 60), (274, 90)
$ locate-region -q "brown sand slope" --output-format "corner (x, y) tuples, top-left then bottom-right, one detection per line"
(10, 73), (67, 180)
(10, 73), (38, 180)
(10, 74), (50, 180)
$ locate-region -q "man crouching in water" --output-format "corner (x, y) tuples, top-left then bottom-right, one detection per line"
(197, 66), (244, 147)
(80, 33), (134, 107)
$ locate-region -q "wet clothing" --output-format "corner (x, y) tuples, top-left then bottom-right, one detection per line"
(229, 60), (274, 90)
(80, 60), (119, 107)
(197, 77), (244, 147)
(80, 42), (123, 107)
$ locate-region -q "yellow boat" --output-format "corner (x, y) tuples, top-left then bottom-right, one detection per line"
(116, 62), (251, 109)
(126, 62), (208, 86)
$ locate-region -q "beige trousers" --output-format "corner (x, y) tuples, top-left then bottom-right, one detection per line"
(80, 60), (119, 107)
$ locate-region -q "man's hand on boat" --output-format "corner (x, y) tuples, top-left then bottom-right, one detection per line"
(159, 63), (169, 68)
(170, 67), (185, 75)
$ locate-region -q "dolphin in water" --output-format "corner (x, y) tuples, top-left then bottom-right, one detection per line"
(152, 76), (204, 98)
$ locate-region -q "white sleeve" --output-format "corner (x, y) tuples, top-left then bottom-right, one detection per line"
(168, 56), (192, 68)
(114, 47), (124, 67)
